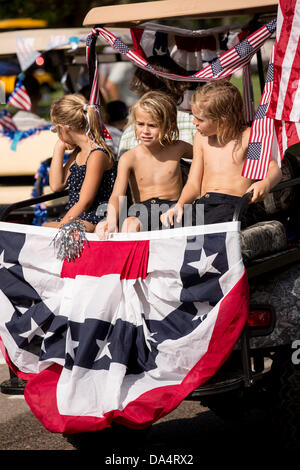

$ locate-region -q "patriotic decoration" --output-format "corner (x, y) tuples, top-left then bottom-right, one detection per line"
(7, 77), (31, 111)
(46, 33), (87, 52)
(1, 74), (32, 135)
(130, 22), (256, 120)
(267, 0), (300, 122)
(242, 46), (276, 179)
(130, 22), (246, 73)
(88, 21), (275, 84)
(0, 109), (17, 131)
(87, 20), (275, 135)
(16, 35), (40, 72)
(0, 221), (248, 433)
(243, 0), (300, 179)
(86, 31), (112, 140)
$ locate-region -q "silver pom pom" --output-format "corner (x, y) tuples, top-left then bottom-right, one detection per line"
(51, 219), (89, 261)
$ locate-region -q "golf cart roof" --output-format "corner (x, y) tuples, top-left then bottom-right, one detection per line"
(0, 27), (131, 56)
(83, 0), (278, 27)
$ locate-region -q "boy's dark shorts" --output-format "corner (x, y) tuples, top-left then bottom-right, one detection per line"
(193, 193), (242, 225)
(128, 198), (177, 231)
(193, 192), (266, 228)
(126, 193), (266, 231)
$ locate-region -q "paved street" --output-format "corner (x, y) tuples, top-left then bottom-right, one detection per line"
(0, 352), (290, 460)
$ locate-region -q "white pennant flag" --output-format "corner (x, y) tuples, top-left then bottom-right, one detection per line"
(16, 35), (40, 71)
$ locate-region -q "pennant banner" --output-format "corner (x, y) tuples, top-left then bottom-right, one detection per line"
(88, 20), (275, 83)
(0, 221), (248, 433)
(16, 35), (40, 72)
(130, 22), (246, 73)
(86, 20), (275, 143)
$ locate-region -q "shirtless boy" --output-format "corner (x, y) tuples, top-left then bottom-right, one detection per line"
(161, 81), (282, 227)
(96, 91), (192, 239)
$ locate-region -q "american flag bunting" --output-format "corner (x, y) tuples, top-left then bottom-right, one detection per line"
(243, 0), (300, 179)
(0, 221), (248, 433)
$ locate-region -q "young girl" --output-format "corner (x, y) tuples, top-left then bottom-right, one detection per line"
(96, 90), (193, 239)
(44, 94), (116, 233)
(161, 81), (282, 227)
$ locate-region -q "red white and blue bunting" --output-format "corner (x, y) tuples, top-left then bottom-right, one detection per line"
(86, 19), (276, 173)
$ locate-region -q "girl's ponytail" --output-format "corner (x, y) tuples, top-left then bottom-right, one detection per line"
(83, 104), (115, 161)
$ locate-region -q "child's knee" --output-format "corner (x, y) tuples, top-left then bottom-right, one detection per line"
(121, 216), (142, 232)
(43, 221), (60, 228)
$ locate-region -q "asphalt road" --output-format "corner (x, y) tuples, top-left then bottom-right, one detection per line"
(0, 356), (294, 462)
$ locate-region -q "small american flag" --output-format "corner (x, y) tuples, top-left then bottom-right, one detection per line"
(0, 109), (18, 131)
(7, 78), (31, 111)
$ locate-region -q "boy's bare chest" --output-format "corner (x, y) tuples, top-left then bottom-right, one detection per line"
(133, 157), (180, 185)
(203, 143), (246, 173)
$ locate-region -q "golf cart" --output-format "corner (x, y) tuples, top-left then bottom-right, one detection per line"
(0, 26), (132, 225)
(0, 0), (299, 450)
(82, 0), (300, 448)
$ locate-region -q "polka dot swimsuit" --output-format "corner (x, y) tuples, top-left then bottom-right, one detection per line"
(64, 147), (117, 225)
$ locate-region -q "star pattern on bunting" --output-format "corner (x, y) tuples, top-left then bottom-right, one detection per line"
(188, 249), (221, 278)
(95, 338), (112, 362)
(0, 248), (15, 270)
(19, 318), (44, 343)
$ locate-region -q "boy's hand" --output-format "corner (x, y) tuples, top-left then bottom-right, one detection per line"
(160, 203), (183, 227)
(95, 220), (118, 240)
(246, 179), (271, 203)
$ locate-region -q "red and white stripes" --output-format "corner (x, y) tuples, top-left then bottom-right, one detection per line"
(243, 0), (300, 180)
(267, 0), (300, 122)
(7, 83), (31, 111)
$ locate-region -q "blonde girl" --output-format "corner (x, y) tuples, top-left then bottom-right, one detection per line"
(44, 94), (116, 232)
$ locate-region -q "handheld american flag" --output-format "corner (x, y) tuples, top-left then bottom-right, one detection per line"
(0, 221), (248, 434)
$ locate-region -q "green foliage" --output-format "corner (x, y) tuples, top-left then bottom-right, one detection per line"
(0, 0), (254, 29)
(231, 73), (262, 109)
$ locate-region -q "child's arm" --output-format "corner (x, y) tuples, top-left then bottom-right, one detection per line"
(161, 133), (203, 226)
(180, 141), (193, 160)
(49, 140), (76, 192)
(59, 150), (108, 225)
(96, 152), (132, 239)
(246, 158), (282, 203)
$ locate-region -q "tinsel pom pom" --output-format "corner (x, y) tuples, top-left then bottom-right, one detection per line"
(51, 219), (89, 261)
